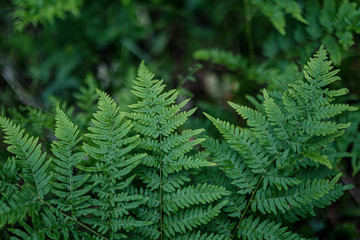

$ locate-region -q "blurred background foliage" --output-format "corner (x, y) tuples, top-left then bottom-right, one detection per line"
(0, 0), (359, 238)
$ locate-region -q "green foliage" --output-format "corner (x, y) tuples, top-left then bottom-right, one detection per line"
(11, 0), (82, 31)
(0, 48), (357, 239)
(263, 0), (360, 65)
(0, 117), (51, 200)
(82, 90), (150, 239)
(0, 90), (150, 239)
(193, 49), (246, 71)
(127, 62), (230, 239)
(73, 74), (99, 130)
(203, 46), (356, 239)
(251, 0), (307, 35)
(335, 109), (360, 175)
(237, 215), (306, 240)
(2, 0), (360, 238)
(51, 106), (90, 222)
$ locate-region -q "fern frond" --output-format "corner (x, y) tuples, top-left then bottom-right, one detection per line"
(129, 61), (229, 238)
(251, 0), (307, 35)
(284, 45), (357, 122)
(74, 74), (99, 129)
(50, 106), (91, 219)
(0, 116), (51, 199)
(205, 45), (355, 240)
(8, 206), (74, 240)
(0, 157), (18, 202)
(74, 74), (98, 112)
(82, 90), (148, 238)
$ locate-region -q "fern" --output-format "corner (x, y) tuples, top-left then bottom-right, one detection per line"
(0, 117), (51, 200)
(251, 0), (307, 35)
(0, 48), (357, 239)
(203, 45), (356, 239)
(50, 106), (91, 226)
(127, 61), (230, 239)
(0, 90), (151, 239)
(74, 74), (99, 130)
(336, 109), (360, 175)
(264, 0), (360, 64)
(12, 0), (82, 31)
(82, 90), (150, 239)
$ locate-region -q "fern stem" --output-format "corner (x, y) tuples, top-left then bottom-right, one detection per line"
(230, 172), (265, 240)
(244, 0), (255, 62)
(158, 119), (164, 240)
(67, 148), (74, 219)
(108, 135), (116, 239)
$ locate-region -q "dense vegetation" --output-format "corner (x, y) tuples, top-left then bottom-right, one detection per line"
(1, 0), (359, 239)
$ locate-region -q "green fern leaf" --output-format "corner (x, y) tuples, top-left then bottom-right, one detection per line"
(50, 106), (91, 219)
(0, 117), (51, 199)
(163, 183), (231, 214)
(163, 200), (229, 237)
(237, 216), (308, 240)
(82, 90), (149, 238)
(251, 173), (341, 214)
(263, 89), (290, 141)
(129, 61), (229, 238)
(228, 101), (278, 154)
(204, 113), (271, 174)
(202, 137), (259, 195)
(0, 186), (39, 228)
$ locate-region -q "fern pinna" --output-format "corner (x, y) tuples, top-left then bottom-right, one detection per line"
(127, 61), (230, 239)
(203, 45), (357, 239)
